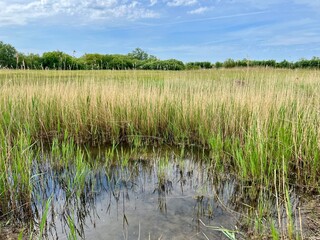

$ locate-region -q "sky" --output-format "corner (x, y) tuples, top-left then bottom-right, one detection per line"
(0, 0), (320, 62)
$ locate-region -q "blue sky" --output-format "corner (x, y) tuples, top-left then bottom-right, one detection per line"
(1, 0), (320, 62)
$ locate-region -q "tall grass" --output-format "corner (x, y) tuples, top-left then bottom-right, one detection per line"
(0, 68), (319, 237)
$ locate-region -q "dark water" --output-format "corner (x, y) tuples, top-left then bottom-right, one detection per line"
(29, 149), (299, 239)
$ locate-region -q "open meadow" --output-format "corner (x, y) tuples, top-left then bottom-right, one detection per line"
(0, 69), (320, 239)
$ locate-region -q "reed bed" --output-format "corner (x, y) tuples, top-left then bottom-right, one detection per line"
(0, 68), (320, 238)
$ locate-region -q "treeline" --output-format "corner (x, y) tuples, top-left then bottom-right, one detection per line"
(1, 41), (320, 70)
(0, 42), (187, 70)
(214, 58), (320, 69)
(23, 51), (187, 70)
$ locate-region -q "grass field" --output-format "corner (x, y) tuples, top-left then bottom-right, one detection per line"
(0, 69), (320, 239)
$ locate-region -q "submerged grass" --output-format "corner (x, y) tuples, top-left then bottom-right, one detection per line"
(0, 69), (320, 238)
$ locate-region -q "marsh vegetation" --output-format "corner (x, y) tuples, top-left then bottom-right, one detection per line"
(0, 69), (319, 239)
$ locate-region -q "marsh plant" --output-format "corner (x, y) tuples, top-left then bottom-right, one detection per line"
(0, 69), (319, 239)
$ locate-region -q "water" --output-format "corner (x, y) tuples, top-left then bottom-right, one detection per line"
(30, 150), (241, 240)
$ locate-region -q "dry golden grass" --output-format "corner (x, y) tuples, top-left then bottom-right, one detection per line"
(1, 69), (319, 144)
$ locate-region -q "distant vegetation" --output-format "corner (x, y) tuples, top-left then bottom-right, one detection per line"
(1, 40), (320, 70)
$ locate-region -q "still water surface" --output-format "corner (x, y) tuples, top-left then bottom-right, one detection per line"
(30, 149), (259, 239)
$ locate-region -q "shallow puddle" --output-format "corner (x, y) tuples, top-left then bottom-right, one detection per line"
(30, 149), (243, 239)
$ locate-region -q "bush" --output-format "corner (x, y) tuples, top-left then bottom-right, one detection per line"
(0, 41), (17, 68)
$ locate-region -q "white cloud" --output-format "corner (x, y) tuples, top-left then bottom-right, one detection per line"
(0, 1), (51, 25)
(188, 6), (209, 14)
(166, 0), (197, 7)
(150, 0), (157, 6)
(87, 1), (158, 20)
(0, 0), (158, 26)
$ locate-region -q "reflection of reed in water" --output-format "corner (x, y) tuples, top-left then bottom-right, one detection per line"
(30, 152), (301, 239)
(31, 157), (237, 239)
(31, 160), (99, 239)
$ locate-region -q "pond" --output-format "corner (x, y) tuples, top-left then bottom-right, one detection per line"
(29, 147), (300, 239)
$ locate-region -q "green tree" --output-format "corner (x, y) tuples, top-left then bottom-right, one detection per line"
(109, 55), (134, 70)
(128, 48), (149, 61)
(278, 60), (291, 69)
(80, 54), (105, 69)
(0, 41), (17, 68)
(310, 57), (320, 68)
(215, 61), (223, 68)
(17, 53), (43, 69)
(223, 58), (236, 68)
(42, 51), (75, 70)
(160, 59), (185, 70)
(186, 62), (212, 69)
(186, 62), (200, 70)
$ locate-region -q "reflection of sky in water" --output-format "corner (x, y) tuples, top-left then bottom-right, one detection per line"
(31, 157), (241, 239)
